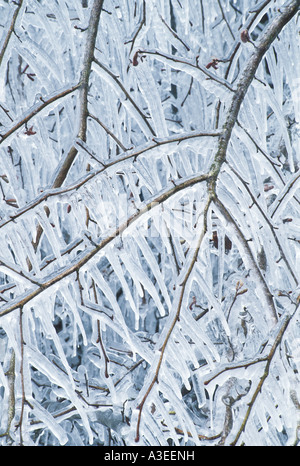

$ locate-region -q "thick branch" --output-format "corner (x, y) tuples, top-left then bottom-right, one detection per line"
(0, 172), (209, 318)
(207, 0), (299, 325)
(51, 0), (104, 189)
(209, 0), (300, 188)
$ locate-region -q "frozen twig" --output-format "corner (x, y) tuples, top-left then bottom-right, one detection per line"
(51, 0), (105, 189)
(230, 312), (294, 445)
(93, 57), (156, 137)
(0, 129), (220, 232)
(227, 163), (298, 285)
(136, 49), (235, 92)
(135, 197), (211, 442)
(0, 172), (209, 318)
(0, 84), (80, 144)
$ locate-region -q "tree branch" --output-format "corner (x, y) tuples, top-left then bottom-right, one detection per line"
(0, 84), (80, 144)
(135, 49), (235, 93)
(214, 197), (278, 326)
(0, 172), (209, 318)
(93, 57), (156, 137)
(226, 162), (298, 285)
(230, 312), (294, 445)
(207, 0), (300, 326)
(135, 197), (211, 442)
(0, 1), (23, 68)
(51, 0), (104, 189)
(0, 129), (220, 231)
(209, 0), (300, 187)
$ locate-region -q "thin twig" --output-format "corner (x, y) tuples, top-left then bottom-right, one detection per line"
(226, 162), (298, 285)
(214, 197), (278, 326)
(137, 49), (235, 93)
(159, 14), (190, 51)
(230, 312), (293, 445)
(0, 130), (220, 231)
(181, 77), (193, 107)
(93, 57), (156, 137)
(226, 280), (248, 321)
(0, 172), (209, 315)
(97, 319), (110, 379)
(217, 0), (235, 40)
(270, 171), (300, 218)
(127, 0), (146, 54)
(135, 197), (211, 442)
(51, 0), (104, 189)
(204, 356), (268, 386)
(0, 84), (80, 145)
(114, 359), (144, 387)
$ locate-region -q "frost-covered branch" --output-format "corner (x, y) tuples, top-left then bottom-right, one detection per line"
(214, 197), (278, 326)
(0, 130), (219, 231)
(231, 311), (296, 445)
(0, 1), (23, 68)
(0, 83), (80, 144)
(207, 0), (300, 325)
(25, 0), (104, 254)
(209, 0), (300, 187)
(93, 58), (156, 137)
(51, 0), (104, 188)
(0, 172), (209, 318)
(134, 49), (235, 93)
(135, 197), (211, 442)
(227, 163), (298, 285)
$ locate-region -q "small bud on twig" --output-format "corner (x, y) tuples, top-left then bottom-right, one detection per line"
(132, 50), (140, 66)
(24, 125), (36, 136)
(240, 29), (257, 48)
(240, 29), (250, 43)
(206, 58), (219, 70)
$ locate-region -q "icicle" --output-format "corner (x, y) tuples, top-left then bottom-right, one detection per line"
(151, 390), (181, 446)
(89, 264), (136, 348)
(134, 232), (172, 311)
(92, 62), (154, 138)
(60, 281), (87, 347)
(33, 291), (76, 390)
(181, 312), (220, 367)
(159, 379), (201, 445)
(106, 246), (139, 325)
(35, 205), (64, 267)
(25, 344), (94, 444)
(119, 243), (167, 317)
(133, 60), (168, 138)
(28, 398), (69, 445)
